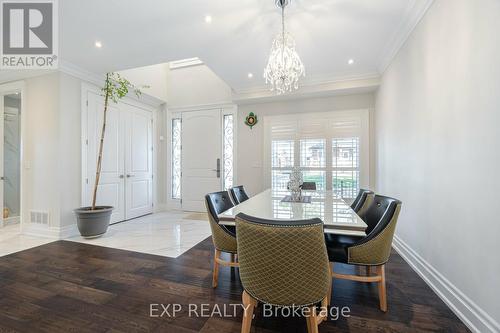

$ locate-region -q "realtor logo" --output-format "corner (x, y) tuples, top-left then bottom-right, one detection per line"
(1, 0), (58, 69)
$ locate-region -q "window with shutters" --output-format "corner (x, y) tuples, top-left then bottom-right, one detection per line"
(266, 110), (369, 198)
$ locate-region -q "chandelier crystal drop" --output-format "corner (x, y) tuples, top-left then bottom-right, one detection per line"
(264, 0), (305, 94)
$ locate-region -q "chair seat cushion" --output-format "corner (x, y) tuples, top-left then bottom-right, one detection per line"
(324, 234), (364, 263)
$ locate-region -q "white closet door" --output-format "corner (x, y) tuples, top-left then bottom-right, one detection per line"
(124, 104), (153, 219)
(86, 92), (126, 223)
(181, 109), (222, 212)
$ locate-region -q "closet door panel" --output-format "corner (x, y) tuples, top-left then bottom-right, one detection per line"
(124, 104), (153, 219)
(86, 92), (126, 223)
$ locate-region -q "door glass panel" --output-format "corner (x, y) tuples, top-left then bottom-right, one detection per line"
(171, 118), (182, 199)
(3, 93), (21, 220)
(223, 114), (234, 190)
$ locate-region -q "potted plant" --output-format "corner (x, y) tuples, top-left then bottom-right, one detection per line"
(74, 73), (145, 238)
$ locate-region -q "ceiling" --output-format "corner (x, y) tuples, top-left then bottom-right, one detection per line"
(53, 1), (431, 92)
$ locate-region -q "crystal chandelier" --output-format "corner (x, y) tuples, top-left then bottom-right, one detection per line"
(264, 0), (305, 94)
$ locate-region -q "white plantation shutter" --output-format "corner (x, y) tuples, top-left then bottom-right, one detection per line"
(264, 110), (370, 196)
(270, 121), (297, 140)
(299, 119), (327, 139)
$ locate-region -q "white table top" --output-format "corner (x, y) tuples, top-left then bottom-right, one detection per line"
(218, 189), (367, 236)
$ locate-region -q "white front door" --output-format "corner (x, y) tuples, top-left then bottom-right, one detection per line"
(124, 104), (153, 219)
(86, 92), (126, 223)
(181, 109), (222, 211)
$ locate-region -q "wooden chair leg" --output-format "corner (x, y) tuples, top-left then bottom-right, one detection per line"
(212, 249), (220, 288)
(241, 291), (256, 333)
(305, 306), (319, 333)
(327, 262), (333, 306)
(377, 265), (387, 312)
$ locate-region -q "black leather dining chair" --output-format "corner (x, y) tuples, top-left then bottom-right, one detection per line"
(350, 189), (374, 216)
(205, 191), (239, 288)
(229, 185), (250, 204)
(325, 195), (402, 312)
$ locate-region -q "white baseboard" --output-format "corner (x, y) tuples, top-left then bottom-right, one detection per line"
(393, 235), (500, 333)
(21, 223), (80, 239)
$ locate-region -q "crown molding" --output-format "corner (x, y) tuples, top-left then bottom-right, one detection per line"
(233, 73), (380, 104)
(377, 0), (435, 74)
(59, 60), (104, 86)
(60, 60), (165, 107)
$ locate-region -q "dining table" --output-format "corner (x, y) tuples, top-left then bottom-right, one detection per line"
(218, 188), (367, 236)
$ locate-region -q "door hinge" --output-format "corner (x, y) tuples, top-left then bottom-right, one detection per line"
(180, 199), (183, 204)
(86, 100), (88, 107)
(86, 178), (88, 184)
(85, 139), (88, 145)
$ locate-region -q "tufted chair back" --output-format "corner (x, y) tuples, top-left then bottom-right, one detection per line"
(229, 186), (250, 204)
(235, 213), (330, 307)
(205, 192), (237, 253)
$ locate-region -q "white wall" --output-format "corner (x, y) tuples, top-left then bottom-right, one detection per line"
(237, 93), (375, 195)
(118, 63), (169, 102)
(375, 0), (500, 331)
(58, 73), (82, 227)
(23, 73), (61, 229)
(166, 64), (233, 107)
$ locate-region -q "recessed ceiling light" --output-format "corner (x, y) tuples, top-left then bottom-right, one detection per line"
(205, 15), (212, 23)
(95, 41), (102, 48)
(348, 59), (355, 65)
(247, 73), (254, 79)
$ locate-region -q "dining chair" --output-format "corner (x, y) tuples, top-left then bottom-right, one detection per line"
(235, 213), (331, 333)
(350, 189), (374, 216)
(205, 191), (239, 288)
(325, 195), (402, 312)
(229, 185), (250, 204)
(300, 182), (317, 190)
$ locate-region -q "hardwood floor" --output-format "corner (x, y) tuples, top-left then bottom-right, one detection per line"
(0, 239), (470, 332)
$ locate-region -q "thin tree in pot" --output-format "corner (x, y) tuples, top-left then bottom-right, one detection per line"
(75, 73), (146, 238)
(91, 72), (144, 209)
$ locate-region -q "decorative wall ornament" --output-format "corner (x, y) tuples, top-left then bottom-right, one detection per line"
(245, 112), (258, 129)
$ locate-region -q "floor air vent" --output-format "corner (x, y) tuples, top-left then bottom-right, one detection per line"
(30, 211), (49, 225)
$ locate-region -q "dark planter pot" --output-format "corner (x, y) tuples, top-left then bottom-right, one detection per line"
(74, 206), (113, 238)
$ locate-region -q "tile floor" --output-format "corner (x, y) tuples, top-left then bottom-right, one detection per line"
(0, 211), (212, 258)
(0, 223), (54, 257)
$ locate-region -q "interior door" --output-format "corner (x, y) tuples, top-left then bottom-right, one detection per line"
(86, 92), (126, 223)
(0, 95), (4, 227)
(181, 109), (222, 211)
(124, 104), (153, 219)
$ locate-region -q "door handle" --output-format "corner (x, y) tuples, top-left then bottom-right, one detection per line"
(119, 175), (124, 179)
(126, 174), (135, 178)
(216, 158), (221, 178)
